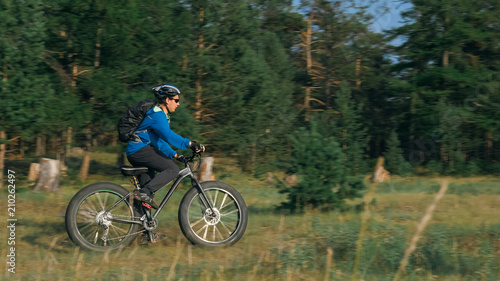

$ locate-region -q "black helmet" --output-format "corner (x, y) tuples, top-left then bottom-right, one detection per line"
(152, 84), (181, 102)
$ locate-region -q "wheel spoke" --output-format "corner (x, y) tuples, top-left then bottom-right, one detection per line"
(77, 208), (96, 222)
(213, 224), (216, 241)
(203, 224), (209, 240)
(207, 190), (214, 205)
(220, 209), (239, 217)
(95, 193), (106, 210)
(220, 200), (235, 211)
(110, 225), (121, 239)
(82, 225), (98, 241)
(109, 223), (129, 235)
(84, 199), (99, 214)
(219, 220), (234, 235)
(76, 222), (94, 233)
(215, 225), (225, 240)
(94, 231), (99, 244)
(196, 224), (208, 235)
(190, 217), (205, 228)
(214, 191), (219, 207)
(103, 192), (110, 206)
(220, 193), (228, 210)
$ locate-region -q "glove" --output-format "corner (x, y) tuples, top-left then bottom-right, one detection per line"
(189, 141), (203, 151)
(176, 155), (186, 162)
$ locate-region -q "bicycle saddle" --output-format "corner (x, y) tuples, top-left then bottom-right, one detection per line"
(120, 166), (149, 176)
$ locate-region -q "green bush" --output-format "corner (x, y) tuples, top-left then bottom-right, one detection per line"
(426, 160), (444, 175)
(278, 125), (367, 212)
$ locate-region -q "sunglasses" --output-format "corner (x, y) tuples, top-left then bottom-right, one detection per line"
(169, 98), (180, 103)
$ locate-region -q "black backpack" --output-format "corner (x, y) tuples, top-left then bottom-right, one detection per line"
(117, 99), (157, 143)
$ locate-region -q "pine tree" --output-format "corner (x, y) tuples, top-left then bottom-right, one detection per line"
(279, 124), (365, 212)
(385, 129), (404, 175)
(194, 1), (297, 170)
(1, 0), (54, 136)
(332, 81), (369, 175)
(389, 0), (500, 173)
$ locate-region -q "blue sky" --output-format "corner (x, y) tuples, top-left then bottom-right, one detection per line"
(368, 1), (413, 33)
(291, 0), (413, 34)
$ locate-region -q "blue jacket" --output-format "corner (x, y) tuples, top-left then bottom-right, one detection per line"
(126, 105), (190, 158)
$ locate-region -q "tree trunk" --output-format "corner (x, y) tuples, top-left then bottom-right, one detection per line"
(35, 135), (42, 156)
(440, 144), (448, 163)
(198, 156), (215, 182)
(304, 87), (311, 121)
(33, 158), (60, 192)
(94, 22), (102, 68)
(57, 150), (67, 171)
(195, 70), (203, 121)
(20, 138), (24, 157)
(195, 8), (205, 121)
(51, 135), (59, 152)
(79, 150), (91, 181)
(35, 135), (47, 156)
(303, 13), (314, 121)
(0, 131), (5, 189)
(355, 57), (362, 89)
(66, 127), (73, 156)
(111, 134), (117, 146)
(486, 131), (493, 162)
(61, 126), (73, 171)
(443, 50), (449, 67)
(116, 152), (126, 168)
(79, 128), (92, 181)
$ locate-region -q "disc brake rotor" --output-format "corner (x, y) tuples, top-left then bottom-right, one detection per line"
(204, 208), (221, 225)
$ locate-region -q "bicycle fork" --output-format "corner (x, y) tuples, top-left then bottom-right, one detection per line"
(191, 176), (214, 212)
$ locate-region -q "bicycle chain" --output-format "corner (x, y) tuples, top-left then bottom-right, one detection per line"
(104, 229), (146, 241)
(94, 212), (148, 242)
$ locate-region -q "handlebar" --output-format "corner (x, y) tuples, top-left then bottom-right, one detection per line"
(177, 150), (202, 164)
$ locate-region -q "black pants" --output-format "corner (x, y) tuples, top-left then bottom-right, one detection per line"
(127, 145), (179, 195)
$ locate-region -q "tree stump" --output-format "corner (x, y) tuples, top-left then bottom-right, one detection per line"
(267, 172), (274, 183)
(370, 156), (390, 183)
(33, 158), (61, 192)
(198, 157), (215, 182)
(28, 163), (41, 181)
(283, 174), (298, 186)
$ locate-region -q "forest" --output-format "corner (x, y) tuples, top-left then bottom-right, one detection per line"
(2, 0), (500, 207)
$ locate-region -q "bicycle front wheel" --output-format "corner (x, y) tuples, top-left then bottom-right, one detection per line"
(178, 181), (248, 247)
(65, 182), (142, 251)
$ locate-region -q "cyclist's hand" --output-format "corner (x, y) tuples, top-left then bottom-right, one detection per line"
(176, 155), (186, 162)
(189, 141), (204, 153)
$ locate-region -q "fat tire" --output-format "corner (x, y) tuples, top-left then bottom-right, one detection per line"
(178, 181), (248, 247)
(65, 182), (141, 251)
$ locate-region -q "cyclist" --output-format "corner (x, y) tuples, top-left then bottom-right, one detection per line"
(126, 84), (204, 211)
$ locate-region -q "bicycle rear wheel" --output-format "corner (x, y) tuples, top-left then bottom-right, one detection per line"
(65, 182), (142, 251)
(178, 181), (247, 247)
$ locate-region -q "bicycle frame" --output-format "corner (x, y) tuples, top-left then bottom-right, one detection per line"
(153, 165), (213, 219)
(108, 161), (214, 226)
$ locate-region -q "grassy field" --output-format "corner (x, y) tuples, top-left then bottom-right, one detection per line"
(1, 152), (499, 280)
